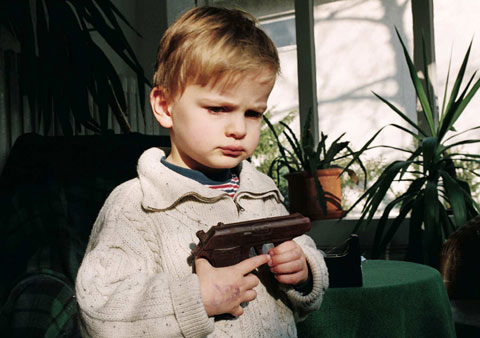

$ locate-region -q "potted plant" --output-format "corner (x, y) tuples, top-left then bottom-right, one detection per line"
(0, 0), (148, 135)
(346, 28), (480, 267)
(264, 110), (366, 220)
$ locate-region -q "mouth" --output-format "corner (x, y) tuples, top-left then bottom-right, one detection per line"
(220, 146), (244, 157)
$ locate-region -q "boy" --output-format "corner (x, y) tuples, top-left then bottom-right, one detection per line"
(76, 6), (328, 337)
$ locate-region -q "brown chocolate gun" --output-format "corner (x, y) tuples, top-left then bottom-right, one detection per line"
(192, 213), (311, 267)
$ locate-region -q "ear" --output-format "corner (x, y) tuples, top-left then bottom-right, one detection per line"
(150, 86), (173, 128)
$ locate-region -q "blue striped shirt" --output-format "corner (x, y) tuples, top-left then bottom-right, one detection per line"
(161, 157), (239, 197)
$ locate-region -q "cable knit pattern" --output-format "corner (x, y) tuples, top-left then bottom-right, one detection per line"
(75, 148), (328, 337)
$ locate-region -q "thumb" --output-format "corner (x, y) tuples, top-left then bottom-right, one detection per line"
(195, 257), (213, 272)
(235, 254), (270, 275)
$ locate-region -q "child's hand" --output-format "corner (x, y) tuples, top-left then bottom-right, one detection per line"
(268, 240), (309, 286)
(195, 254), (270, 317)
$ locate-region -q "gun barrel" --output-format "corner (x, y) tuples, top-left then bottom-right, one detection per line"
(202, 213), (311, 250)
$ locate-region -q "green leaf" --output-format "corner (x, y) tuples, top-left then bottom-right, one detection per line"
(444, 125), (480, 143)
(441, 170), (467, 227)
(423, 179), (442, 266)
(456, 179), (480, 215)
(441, 138), (480, 155)
(94, 0), (142, 37)
(371, 190), (416, 258)
(263, 116), (296, 173)
(399, 147), (422, 180)
(421, 33), (434, 110)
(19, 0), (149, 134)
(340, 145), (368, 187)
(375, 177), (425, 255)
(323, 140), (348, 168)
(373, 92), (427, 137)
(377, 198), (415, 259)
(440, 40), (473, 130)
(301, 108), (315, 163)
(422, 137), (438, 173)
(280, 121), (306, 168)
(406, 195), (424, 263)
(395, 27), (436, 135)
(353, 160), (411, 232)
(342, 126), (388, 176)
(389, 124), (422, 140)
(440, 47), (453, 117)
(308, 157), (327, 215)
(438, 206), (457, 240)
(438, 76), (480, 141)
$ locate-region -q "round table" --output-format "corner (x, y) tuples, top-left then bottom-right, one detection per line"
(297, 260), (456, 338)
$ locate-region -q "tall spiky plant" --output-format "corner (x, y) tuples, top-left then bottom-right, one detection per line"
(346, 28), (480, 266)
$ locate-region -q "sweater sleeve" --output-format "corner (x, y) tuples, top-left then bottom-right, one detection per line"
(75, 205), (214, 338)
(261, 197), (329, 322)
(282, 234), (329, 322)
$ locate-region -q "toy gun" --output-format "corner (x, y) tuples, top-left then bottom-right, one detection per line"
(192, 213), (311, 267)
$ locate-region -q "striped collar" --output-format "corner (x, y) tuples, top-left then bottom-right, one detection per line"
(160, 156), (237, 185)
(160, 157), (240, 198)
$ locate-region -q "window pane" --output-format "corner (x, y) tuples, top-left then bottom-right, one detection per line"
(312, 0), (415, 215)
(261, 16), (296, 48)
(434, 0), (480, 202)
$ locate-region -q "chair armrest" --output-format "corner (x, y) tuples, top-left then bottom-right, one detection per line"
(1, 270), (80, 338)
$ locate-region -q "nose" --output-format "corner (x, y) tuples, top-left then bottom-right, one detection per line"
(225, 114), (246, 139)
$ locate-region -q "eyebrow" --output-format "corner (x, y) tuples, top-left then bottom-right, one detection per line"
(200, 97), (267, 112)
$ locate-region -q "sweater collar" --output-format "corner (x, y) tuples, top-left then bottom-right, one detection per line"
(137, 147), (282, 211)
(160, 156), (235, 185)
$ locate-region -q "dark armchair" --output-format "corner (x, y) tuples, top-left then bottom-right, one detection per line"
(0, 133), (170, 337)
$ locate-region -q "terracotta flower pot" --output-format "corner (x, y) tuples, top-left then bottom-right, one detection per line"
(285, 168), (344, 220)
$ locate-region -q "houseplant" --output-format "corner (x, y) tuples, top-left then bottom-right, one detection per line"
(0, 0), (148, 134)
(264, 109), (366, 220)
(346, 28), (480, 267)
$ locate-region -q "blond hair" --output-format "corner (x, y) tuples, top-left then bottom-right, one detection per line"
(153, 6), (280, 100)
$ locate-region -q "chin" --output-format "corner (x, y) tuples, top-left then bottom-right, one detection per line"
(207, 157), (245, 170)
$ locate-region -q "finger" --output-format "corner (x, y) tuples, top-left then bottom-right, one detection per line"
(268, 240), (297, 255)
(269, 248), (303, 266)
(243, 273), (260, 289)
(243, 289), (257, 303)
(235, 254), (270, 274)
(274, 271), (306, 285)
(231, 306), (244, 317)
(270, 259), (304, 274)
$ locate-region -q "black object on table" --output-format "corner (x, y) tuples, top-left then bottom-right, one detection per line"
(324, 234), (363, 288)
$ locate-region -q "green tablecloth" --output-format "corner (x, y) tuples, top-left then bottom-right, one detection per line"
(297, 260), (456, 338)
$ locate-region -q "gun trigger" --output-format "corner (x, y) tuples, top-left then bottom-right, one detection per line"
(254, 245), (263, 255)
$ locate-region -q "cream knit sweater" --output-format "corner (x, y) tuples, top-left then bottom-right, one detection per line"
(75, 148), (328, 337)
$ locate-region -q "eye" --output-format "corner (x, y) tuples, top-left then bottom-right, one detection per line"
(245, 110), (263, 119)
(207, 106), (226, 113)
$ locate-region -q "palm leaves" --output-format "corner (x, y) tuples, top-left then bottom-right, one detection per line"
(0, 0), (148, 134)
(348, 28), (480, 266)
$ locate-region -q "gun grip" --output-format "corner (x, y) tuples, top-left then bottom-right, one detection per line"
(254, 243), (275, 255)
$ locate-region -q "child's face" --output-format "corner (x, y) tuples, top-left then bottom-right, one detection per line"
(153, 69), (275, 173)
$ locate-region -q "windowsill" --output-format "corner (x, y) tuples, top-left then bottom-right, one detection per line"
(307, 217), (410, 260)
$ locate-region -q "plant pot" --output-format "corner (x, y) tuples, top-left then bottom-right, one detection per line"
(285, 168), (344, 220)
